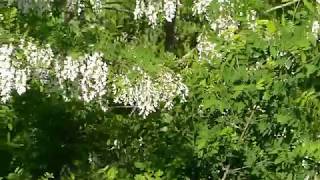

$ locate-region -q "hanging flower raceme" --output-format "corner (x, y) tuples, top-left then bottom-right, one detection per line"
(210, 14), (239, 40)
(0, 44), (27, 102)
(196, 35), (222, 61)
(0, 40), (188, 117)
(192, 0), (214, 15)
(18, 39), (54, 84)
(0, 40), (109, 108)
(54, 52), (109, 105)
(163, 0), (178, 22)
(134, 0), (179, 27)
(91, 0), (103, 14)
(112, 67), (188, 118)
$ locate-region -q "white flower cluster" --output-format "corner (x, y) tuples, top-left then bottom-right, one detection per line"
(134, 0), (179, 27)
(0, 40), (108, 108)
(0, 44), (27, 102)
(113, 67), (188, 118)
(90, 0), (103, 14)
(192, 0), (239, 41)
(192, 0), (230, 15)
(0, 40), (188, 117)
(247, 10), (257, 31)
(19, 39), (54, 84)
(196, 35), (221, 61)
(210, 15), (239, 40)
(77, 0), (85, 16)
(134, 0), (158, 27)
(163, 0), (178, 22)
(54, 52), (108, 105)
(192, 0), (213, 15)
(65, 0), (86, 16)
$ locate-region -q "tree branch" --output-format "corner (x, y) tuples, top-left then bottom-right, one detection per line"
(221, 164), (230, 180)
(109, 105), (137, 109)
(265, 0), (300, 13)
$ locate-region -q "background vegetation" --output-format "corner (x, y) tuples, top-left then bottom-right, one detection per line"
(1, 0), (320, 179)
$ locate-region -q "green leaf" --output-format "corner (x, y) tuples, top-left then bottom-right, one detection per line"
(266, 21), (277, 34)
(305, 64), (317, 77)
(106, 167), (118, 180)
(303, 0), (315, 13)
(134, 162), (146, 170)
(276, 114), (291, 125)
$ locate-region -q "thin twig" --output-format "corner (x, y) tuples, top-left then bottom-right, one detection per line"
(292, 0), (301, 21)
(221, 164), (230, 180)
(129, 106), (137, 117)
(219, 111), (254, 179)
(109, 105), (136, 109)
(240, 110), (255, 140)
(265, 0), (300, 13)
(230, 166), (249, 172)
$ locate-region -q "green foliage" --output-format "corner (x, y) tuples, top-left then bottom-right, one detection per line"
(2, 0), (320, 179)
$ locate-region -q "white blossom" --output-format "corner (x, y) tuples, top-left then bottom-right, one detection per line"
(312, 21), (320, 39)
(0, 40), (109, 108)
(19, 40), (54, 84)
(192, 0), (213, 15)
(192, 0), (239, 40)
(0, 44), (21, 102)
(14, 69), (28, 95)
(145, 2), (158, 27)
(0, 43), (29, 102)
(133, 0), (179, 27)
(157, 72), (188, 107)
(57, 56), (80, 83)
(134, 0), (146, 20)
(90, 0), (103, 14)
(163, 0), (178, 22)
(192, 0), (230, 15)
(77, 0), (85, 16)
(54, 52), (108, 105)
(210, 15), (239, 40)
(66, 0), (78, 15)
(196, 35), (221, 61)
(134, 0), (159, 27)
(247, 10), (257, 31)
(0, 40), (187, 118)
(113, 68), (188, 118)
